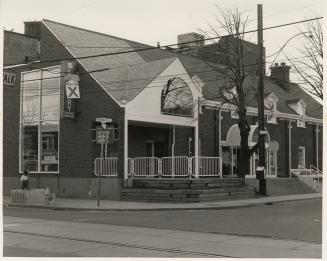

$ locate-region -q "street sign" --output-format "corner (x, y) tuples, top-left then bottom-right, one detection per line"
(3, 72), (16, 86)
(66, 80), (80, 99)
(260, 130), (268, 135)
(96, 128), (114, 144)
(96, 118), (112, 123)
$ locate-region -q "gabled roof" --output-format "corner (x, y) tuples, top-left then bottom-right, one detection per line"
(42, 20), (176, 103)
(42, 20), (322, 119)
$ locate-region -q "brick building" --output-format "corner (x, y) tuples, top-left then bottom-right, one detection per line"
(3, 20), (322, 199)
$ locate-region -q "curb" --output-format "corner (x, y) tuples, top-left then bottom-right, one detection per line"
(4, 194), (322, 212)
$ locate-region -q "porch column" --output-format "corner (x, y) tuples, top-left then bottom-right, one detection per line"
(194, 123), (199, 178)
(218, 110), (223, 157)
(288, 120), (292, 178)
(231, 147), (234, 176)
(124, 117), (128, 180)
(315, 125), (319, 170)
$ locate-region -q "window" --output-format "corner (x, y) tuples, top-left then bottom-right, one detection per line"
(20, 67), (60, 173)
(298, 146), (305, 168)
(267, 114), (277, 124)
(231, 110), (239, 119)
(161, 77), (193, 117)
(264, 93), (278, 124)
(296, 117), (305, 128)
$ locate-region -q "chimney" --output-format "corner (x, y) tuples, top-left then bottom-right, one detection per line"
(177, 32), (205, 49)
(24, 21), (41, 40)
(270, 62), (291, 84)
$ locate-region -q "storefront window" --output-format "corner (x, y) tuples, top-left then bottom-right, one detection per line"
(21, 125), (39, 172)
(20, 67), (60, 173)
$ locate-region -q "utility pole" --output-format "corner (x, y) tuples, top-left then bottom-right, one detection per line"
(257, 4), (267, 195)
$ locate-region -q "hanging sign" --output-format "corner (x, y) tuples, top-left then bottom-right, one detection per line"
(66, 80), (80, 99)
(3, 72), (16, 86)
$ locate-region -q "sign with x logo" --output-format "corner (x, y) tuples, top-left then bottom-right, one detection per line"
(66, 80), (80, 99)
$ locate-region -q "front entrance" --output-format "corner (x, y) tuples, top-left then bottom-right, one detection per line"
(146, 141), (169, 158)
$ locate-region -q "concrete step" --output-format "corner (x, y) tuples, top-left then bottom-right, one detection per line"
(132, 178), (245, 190)
(121, 186), (255, 203)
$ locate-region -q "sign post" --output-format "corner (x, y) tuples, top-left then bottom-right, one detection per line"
(95, 118), (112, 207)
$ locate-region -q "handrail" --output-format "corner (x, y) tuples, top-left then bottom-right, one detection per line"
(310, 165), (322, 175)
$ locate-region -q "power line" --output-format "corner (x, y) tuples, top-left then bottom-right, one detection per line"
(10, 52), (319, 88)
(4, 16), (322, 68)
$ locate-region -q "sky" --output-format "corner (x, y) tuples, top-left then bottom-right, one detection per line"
(0, 0), (325, 83)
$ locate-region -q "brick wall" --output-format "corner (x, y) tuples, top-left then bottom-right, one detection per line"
(199, 107), (322, 177)
(3, 22), (124, 180)
(4, 31), (40, 65)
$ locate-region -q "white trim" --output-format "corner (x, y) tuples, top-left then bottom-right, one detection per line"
(124, 117), (128, 179)
(315, 125), (319, 170)
(126, 114), (196, 127)
(200, 100), (322, 125)
(288, 120), (292, 177)
(4, 61), (40, 69)
(42, 21), (123, 107)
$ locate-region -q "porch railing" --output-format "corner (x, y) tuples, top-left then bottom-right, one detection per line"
(128, 156), (222, 178)
(94, 157), (118, 176)
(131, 157), (159, 177)
(192, 156), (222, 178)
(161, 156), (190, 177)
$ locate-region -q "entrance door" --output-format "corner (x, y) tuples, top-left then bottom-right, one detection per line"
(154, 141), (169, 158)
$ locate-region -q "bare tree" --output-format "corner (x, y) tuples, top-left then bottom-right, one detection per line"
(199, 7), (259, 177)
(286, 19), (323, 100)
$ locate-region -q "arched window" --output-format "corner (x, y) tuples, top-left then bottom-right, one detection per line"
(161, 77), (193, 117)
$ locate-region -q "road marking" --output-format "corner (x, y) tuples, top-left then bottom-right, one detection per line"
(71, 219), (94, 222)
(4, 224), (21, 227)
(4, 230), (233, 258)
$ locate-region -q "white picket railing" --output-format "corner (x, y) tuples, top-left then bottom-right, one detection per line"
(127, 156), (222, 178)
(192, 156), (222, 178)
(161, 156), (190, 177)
(132, 157), (159, 177)
(94, 157), (118, 176)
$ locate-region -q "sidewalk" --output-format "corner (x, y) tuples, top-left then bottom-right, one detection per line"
(3, 193), (322, 211)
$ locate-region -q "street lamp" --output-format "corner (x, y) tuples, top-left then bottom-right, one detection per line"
(267, 31), (313, 73)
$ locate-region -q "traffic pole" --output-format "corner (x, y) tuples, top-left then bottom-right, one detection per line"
(257, 4), (267, 195)
(97, 142), (104, 207)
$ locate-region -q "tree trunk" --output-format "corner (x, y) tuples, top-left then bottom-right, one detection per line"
(237, 110), (250, 178)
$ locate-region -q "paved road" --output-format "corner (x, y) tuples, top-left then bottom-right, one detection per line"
(3, 216), (321, 258)
(4, 199), (322, 243)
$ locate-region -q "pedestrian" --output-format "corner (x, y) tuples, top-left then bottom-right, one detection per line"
(20, 170), (29, 190)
